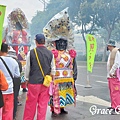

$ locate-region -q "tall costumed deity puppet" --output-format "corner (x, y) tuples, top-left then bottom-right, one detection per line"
(43, 8), (78, 115)
(4, 8), (31, 59)
(6, 8), (29, 45)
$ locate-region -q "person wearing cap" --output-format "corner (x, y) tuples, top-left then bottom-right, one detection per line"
(8, 47), (22, 119)
(23, 33), (56, 120)
(0, 43), (20, 120)
(107, 40), (120, 114)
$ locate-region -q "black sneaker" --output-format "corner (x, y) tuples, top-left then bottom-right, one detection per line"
(111, 109), (117, 115)
(22, 88), (28, 92)
(60, 109), (68, 114)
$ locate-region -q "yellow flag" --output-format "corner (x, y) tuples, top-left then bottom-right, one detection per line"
(0, 5), (6, 49)
(86, 34), (97, 72)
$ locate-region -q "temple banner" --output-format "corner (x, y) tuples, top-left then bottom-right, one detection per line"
(86, 34), (97, 72)
(0, 5), (6, 49)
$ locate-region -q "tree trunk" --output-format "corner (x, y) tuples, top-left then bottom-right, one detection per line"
(102, 44), (107, 62)
(81, 31), (87, 57)
(81, 24), (87, 49)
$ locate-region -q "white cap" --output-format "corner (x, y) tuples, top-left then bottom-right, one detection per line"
(7, 47), (17, 59)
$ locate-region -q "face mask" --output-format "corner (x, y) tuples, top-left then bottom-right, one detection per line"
(55, 39), (67, 50)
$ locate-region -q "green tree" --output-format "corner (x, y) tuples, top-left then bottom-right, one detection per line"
(111, 22), (120, 43)
(75, 0), (120, 61)
(74, 0), (97, 59)
(92, 0), (120, 61)
(30, 0), (82, 39)
(30, 11), (49, 36)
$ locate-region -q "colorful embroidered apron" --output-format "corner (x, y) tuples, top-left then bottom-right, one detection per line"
(49, 51), (75, 114)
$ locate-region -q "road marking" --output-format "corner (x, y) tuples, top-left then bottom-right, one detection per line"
(76, 81), (108, 87)
(77, 66), (86, 68)
(76, 95), (110, 107)
(75, 83), (85, 87)
(96, 81), (108, 84)
(91, 74), (106, 78)
(77, 66), (106, 69)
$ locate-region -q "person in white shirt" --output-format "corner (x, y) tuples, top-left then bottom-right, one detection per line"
(107, 40), (120, 115)
(0, 43), (20, 120)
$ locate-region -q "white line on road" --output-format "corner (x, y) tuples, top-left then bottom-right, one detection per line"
(77, 66), (106, 69)
(91, 74), (106, 78)
(96, 81), (108, 84)
(77, 66), (86, 68)
(75, 81), (108, 88)
(76, 95), (110, 107)
(75, 83), (85, 87)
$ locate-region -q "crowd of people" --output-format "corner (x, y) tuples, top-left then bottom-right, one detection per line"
(0, 33), (78, 120)
(1, 34), (120, 120)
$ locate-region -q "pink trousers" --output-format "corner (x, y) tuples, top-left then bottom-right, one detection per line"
(108, 78), (120, 109)
(23, 84), (49, 120)
(0, 108), (2, 120)
(2, 94), (14, 120)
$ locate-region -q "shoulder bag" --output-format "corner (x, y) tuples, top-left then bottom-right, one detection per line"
(34, 48), (52, 87)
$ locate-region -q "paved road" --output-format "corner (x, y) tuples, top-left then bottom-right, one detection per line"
(16, 62), (120, 120)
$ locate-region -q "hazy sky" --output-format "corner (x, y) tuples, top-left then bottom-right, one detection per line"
(0, 0), (44, 26)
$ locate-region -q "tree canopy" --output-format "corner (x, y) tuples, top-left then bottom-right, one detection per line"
(30, 0), (120, 61)
(74, 0), (120, 61)
(30, 0), (82, 37)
